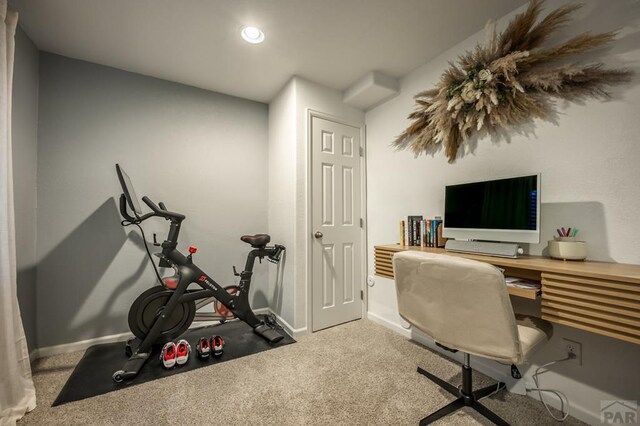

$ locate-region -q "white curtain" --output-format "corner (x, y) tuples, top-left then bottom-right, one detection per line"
(0, 1), (36, 424)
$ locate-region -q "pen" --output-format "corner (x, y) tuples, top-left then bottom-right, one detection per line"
(557, 229), (563, 237)
(561, 227), (567, 237)
(567, 227), (572, 237)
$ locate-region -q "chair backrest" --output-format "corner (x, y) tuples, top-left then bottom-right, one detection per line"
(393, 251), (522, 363)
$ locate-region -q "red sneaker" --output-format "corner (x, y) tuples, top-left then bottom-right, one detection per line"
(176, 339), (191, 366)
(196, 337), (211, 360)
(160, 342), (177, 368)
(211, 335), (224, 357)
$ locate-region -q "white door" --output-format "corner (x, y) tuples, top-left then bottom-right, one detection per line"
(311, 116), (363, 331)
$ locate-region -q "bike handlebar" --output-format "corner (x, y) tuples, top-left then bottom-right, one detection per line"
(142, 196), (186, 222)
(268, 244), (286, 263)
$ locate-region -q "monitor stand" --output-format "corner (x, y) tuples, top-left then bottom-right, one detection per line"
(444, 240), (522, 258)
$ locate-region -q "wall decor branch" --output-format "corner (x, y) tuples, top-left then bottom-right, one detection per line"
(393, 0), (632, 163)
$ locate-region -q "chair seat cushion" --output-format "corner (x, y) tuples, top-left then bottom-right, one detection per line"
(515, 314), (553, 363)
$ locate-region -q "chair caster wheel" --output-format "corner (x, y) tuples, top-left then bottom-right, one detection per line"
(511, 364), (522, 379)
(112, 370), (126, 383)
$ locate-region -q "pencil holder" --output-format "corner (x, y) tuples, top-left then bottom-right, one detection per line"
(547, 237), (587, 261)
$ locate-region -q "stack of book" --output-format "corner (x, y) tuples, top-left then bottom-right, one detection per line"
(400, 216), (447, 248)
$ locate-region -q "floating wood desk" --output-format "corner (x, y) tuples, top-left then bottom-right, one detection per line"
(374, 244), (640, 345)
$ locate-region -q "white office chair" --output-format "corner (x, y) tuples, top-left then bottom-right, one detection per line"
(393, 251), (552, 426)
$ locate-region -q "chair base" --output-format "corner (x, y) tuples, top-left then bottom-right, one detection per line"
(417, 363), (509, 426)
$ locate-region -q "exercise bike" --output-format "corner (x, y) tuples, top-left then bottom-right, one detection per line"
(113, 164), (285, 383)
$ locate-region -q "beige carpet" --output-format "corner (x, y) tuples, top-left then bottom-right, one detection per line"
(19, 319), (584, 425)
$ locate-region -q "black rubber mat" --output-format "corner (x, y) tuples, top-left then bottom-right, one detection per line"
(52, 317), (295, 406)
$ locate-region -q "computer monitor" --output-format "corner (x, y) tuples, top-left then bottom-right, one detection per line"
(443, 174), (540, 244)
(116, 164), (142, 217)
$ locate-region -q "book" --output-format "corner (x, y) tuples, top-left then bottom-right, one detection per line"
(405, 220), (409, 246)
(430, 216), (443, 247)
(406, 221), (409, 246)
(431, 219), (436, 247)
(436, 222), (447, 248)
(423, 219), (429, 247)
(399, 220), (406, 246)
(407, 215), (423, 246)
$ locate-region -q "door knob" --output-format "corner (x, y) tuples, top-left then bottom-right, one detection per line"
(314, 231), (323, 239)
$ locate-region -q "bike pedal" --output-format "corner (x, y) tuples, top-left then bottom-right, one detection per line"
(264, 314), (278, 327)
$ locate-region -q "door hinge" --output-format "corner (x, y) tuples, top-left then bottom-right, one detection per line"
(359, 146), (364, 157)
(360, 290), (364, 300)
(359, 218), (364, 228)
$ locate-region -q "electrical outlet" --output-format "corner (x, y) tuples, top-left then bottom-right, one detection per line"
(563, 338), (582, 365)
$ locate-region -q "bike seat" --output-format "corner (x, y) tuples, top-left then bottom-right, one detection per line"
(241, 234), (271, 247)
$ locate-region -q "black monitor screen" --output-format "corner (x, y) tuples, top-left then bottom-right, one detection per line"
(116, 164), (142, 216)
(444, 175), (538, 230)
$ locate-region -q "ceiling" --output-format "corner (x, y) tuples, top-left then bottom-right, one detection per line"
(12, 0), (526, 103)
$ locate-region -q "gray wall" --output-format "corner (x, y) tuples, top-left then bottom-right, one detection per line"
(37, 53), (269, 348)
(12, 25), (39, 351)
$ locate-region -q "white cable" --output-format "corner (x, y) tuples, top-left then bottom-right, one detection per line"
(478, 381), (505, 401)
(526, 355), (573, 422)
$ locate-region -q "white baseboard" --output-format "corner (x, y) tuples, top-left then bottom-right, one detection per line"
(366, 311), (411, 337)
(34, 331), (134, 359)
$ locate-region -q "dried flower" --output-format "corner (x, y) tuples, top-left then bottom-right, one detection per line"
(393, 0), (631, 163)
(478, 69), (492, 82)
(460, 83), (478, 103)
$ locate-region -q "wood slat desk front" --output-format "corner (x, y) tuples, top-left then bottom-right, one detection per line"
(374, 245), (640, 345)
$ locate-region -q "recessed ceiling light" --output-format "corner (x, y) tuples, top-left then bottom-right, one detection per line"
(241, 26), (265, 44)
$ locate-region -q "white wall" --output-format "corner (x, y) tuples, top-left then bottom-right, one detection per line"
(36, 53), (271, 348)
(365, 1), (640, 424)
(12, 25), (39, 351)
(268, 77), (364, 332)
(268, 80), (297, 329)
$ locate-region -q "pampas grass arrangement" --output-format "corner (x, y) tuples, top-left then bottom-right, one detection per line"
(393, 0), (632, 162)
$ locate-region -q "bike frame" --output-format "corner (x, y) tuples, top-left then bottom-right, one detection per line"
(159, 244), (275, 331)
(113, 175), (284, 381)
(127, 204), (282, 350)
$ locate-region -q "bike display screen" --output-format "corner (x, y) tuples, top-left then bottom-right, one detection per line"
(116, 164), (142, 216)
